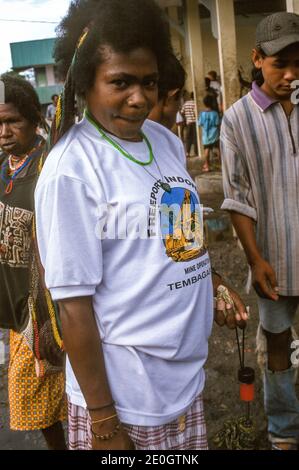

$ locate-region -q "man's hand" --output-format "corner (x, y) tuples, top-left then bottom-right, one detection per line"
(214, 284), (248, 330)
(251, 258), (279, 301)
(229, 212), (279, 302)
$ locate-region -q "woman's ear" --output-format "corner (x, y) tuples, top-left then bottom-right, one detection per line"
(252, 48), (263, 69)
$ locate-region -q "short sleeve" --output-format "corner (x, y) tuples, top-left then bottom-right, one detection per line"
(35, 174), (104, 301)
(220, 114), (257, 221)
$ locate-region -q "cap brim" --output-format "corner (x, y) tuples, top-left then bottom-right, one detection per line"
(260, 34), (299, 55)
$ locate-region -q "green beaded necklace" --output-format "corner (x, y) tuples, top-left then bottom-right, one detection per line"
(85, 109), (153, 166)
(85, 109), (171, 193)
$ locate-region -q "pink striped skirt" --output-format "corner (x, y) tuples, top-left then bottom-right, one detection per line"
(68, 394), (208, 450)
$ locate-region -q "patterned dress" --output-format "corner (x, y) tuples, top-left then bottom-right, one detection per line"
(0, 136), (66, 431)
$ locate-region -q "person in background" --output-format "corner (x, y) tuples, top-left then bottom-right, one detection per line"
(148, 53), (186, 130)
(0, 74), (66, 450)
(46, 94), (59, 124)
(206, 71), (222, 113)
(221, 12), (299, 450)
(198, 94), (220, 172)
(181, 91), (198, 157)
(204, 76), (219, 113)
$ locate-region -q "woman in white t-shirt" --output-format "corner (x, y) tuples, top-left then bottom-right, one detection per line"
(35, 0), (248, 451)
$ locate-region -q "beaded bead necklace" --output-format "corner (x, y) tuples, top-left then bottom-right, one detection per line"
(8, 154), (29, 173)
(85, 110), (172, 193)
(0, 139), (44, 194)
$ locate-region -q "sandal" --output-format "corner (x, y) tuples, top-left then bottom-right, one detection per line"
(271, 437), (298, 450)
(272, 443), (297, 450)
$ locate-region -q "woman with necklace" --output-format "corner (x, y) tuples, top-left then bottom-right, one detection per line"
(0, 74), (66, 449)
(35, 0), (248, 451)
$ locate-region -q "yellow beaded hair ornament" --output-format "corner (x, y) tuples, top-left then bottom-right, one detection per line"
(77, 28), (89, 49)
(49, 26), (90, 149)
(55, 94), (62, 131)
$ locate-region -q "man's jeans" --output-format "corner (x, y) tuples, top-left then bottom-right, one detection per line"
(264, 367), (299, 441)
(258, 297), (299, 442)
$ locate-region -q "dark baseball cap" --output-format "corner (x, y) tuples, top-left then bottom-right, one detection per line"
(256, 12), (299, 55)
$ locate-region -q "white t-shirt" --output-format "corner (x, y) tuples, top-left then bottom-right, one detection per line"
(35, 117), (213, 426)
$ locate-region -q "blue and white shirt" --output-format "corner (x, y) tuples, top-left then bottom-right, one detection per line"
(221, 82), (299, 296)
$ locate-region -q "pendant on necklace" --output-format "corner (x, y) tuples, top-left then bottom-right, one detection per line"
(5, 180), (13, 194)
(160, 181), (172, 193)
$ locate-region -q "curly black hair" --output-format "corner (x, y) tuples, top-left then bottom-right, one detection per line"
(54, 0), (173, 97)
(158, 54), (186, 100)
(251, 48), (265, 87)
(1, 73), (41, 125)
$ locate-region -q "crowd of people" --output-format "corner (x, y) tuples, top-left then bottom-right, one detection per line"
(0, 0), (298, 451)
(175, 72), (222, 171)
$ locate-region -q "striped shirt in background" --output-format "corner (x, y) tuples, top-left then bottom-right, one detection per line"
(181, 100), (197, 124)
(221, 82), (299, 296)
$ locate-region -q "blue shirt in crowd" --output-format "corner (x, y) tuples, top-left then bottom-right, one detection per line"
(198, 110), (220, 146)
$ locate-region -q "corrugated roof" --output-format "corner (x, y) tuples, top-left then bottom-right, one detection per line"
(10, 38), (56, 69)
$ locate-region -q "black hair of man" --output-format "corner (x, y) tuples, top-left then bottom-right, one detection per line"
(1, 73), (41, 126)
(51, 94), (58, 101)
(251, 47), (266, 87)
(251, 42), (299, 87)
(54, 0), (173, 97)
(158, 54), (186, 100)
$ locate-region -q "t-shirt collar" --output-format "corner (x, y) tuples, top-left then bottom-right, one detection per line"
(251, 81), (278, 111)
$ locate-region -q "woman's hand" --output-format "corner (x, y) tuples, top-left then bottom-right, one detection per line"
(91, 416), (135, 450)
(214, 283), (248, 330)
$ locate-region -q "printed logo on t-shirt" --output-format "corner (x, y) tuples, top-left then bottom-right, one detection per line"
(96, 175), (207, 264)
(0, 201), (33, 268)
(160, 187), (206, 262)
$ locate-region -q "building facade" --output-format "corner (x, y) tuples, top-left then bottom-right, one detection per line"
(157, 0), (299, 153)
(10, 38), (63, 108)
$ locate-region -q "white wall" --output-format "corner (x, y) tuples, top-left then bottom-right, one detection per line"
(199, 14), (264, 82)
(45, 64), (56, 86)
(179, 13), (265, 94)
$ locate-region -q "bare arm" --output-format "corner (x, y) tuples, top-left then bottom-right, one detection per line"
(58, 296), (134, 450)
(230, 212), (279, 301)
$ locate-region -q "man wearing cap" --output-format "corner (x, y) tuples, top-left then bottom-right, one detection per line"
(221, 12), (299, 450)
